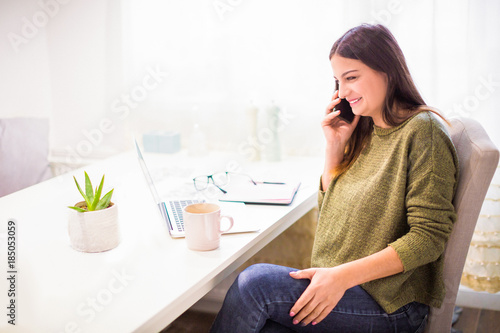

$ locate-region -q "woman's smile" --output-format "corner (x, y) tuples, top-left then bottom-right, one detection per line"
(348, 97), (362, 106)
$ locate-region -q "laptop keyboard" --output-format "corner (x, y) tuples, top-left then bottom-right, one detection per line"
(170, 200), (202, 232)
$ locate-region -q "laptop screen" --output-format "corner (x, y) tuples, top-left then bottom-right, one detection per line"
(134, 139), (162, 205)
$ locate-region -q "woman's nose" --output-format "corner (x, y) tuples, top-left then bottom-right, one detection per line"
(338, 85), (348, 99)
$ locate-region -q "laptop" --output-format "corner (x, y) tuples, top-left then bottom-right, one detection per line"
(135, 140), (202, 237)
(134, 140), (260, 238)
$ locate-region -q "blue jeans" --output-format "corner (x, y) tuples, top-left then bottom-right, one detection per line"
(210, 264), (429, 333)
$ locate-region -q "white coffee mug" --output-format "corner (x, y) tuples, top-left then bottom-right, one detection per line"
(183, 203), (234, 251)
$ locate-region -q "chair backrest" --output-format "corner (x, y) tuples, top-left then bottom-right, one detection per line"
(425, 118), (499, 332)
(0, 118), (52, 197)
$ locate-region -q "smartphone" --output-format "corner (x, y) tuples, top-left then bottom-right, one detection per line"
(333, 82), (355, 123)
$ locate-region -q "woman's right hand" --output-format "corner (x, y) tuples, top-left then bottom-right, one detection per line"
(321, 91), (360, 190)
(322, 90), (360, 148)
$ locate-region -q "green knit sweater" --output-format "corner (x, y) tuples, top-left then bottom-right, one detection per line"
(311, 112), (459, 314)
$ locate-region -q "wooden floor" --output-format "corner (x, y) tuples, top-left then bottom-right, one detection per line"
(160, 307), (500, 333)
(453, 307), (500, 333)
(160, 311), (216, 333)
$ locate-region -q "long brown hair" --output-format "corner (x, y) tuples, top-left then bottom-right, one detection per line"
(330, 24), (444, 177)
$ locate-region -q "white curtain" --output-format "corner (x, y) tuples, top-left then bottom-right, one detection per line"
(0, 0), (499, 159)
(121, 0), (500, 157)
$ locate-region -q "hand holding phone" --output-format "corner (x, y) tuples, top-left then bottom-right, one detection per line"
(334, 98), (355, 123)
(322, 89), (359, 149)
(333, 82), (355, 123)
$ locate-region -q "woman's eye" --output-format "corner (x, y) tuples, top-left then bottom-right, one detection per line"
(346, 76), (356, 81)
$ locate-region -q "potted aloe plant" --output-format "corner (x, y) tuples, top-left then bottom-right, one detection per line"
(68, 171), (120, 253)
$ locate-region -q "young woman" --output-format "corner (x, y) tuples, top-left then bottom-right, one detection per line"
(210, 24), (459, 333)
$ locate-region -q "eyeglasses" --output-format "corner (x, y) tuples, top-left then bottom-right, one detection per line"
(192, 172), (256, 194)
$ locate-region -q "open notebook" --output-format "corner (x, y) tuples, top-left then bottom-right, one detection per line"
(219, 181), (301, 205)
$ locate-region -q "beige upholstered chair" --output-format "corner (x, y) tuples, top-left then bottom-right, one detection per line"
(424, 118), (499, 333)
(0, 118), (52, 197)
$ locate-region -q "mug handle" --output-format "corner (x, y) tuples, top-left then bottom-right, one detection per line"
(219, 215), (234, 234)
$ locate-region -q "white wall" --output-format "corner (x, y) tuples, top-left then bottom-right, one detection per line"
(1, 0), (499, 165)
(0, 0), (53, 118)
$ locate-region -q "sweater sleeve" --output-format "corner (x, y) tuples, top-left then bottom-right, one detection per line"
(318, 180), (326, 211)
(318, 174), (339, 211)
(389, 116), (459, 272)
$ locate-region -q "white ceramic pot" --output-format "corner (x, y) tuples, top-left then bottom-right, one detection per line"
(68, 202), (120, 253)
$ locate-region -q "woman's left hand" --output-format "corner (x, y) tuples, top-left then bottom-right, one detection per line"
(289, 267), (349, 326)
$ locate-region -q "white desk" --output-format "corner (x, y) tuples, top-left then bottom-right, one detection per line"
(0, 151), (321, 332)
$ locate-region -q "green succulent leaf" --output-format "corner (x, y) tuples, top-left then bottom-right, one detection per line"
(73, 176), (90, 206)
(68, 205), (87, 212)
(84, 171), (94, 204)
(90, 175), (105, 211)
(96, 189), (114, 210)
(71, 172), (114, 212)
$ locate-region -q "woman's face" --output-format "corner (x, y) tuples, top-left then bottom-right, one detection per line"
(331, 55), (389, 128)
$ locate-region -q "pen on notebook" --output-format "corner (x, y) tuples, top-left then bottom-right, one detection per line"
(254, 181), (286, 185)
